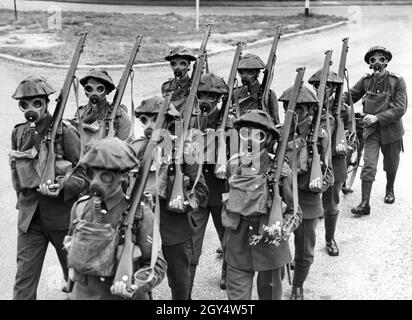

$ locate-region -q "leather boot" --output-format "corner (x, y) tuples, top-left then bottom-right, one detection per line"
(384, 186), (395, 204)
(220, 261), (227, 290)
(325, 239), (339, 256)
(290, 285), (304, 300)
(384, 172), (396, 204)
(351, 180), (372, 215)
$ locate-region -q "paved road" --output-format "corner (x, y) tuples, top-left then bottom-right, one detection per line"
(0, 4), (411, 300)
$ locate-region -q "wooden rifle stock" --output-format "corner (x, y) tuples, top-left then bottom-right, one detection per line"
(168, 24), (213, 213)
(215, 42), (243, 178)
(40, 33), (87, 186)
(113, 94), (172, 289)
(107, 35), (143, 137)
(309, 50), (333, 185)
(334, 37), (349, 154)
(260, 25), (283, 113)
(268, 67), (305, 228)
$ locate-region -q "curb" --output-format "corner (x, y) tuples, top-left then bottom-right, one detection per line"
(0, 20), (348, 70)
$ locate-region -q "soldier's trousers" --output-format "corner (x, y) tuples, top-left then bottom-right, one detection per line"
(293, 218), (318, 287)
(322, 181), (344, 241)
(13, 211), (68, 300)
(162, 239), (194, 300)
(191, 205), (225, 266)
(361, 131), (402, 182)
(226, 264), (283, 300)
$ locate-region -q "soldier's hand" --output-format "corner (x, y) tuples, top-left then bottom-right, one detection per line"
(110, 281), (138, 299)
(168, 196), (189, 213)
(37, 183), (62, 197)
(363, 114), (378, 126)
(336, 142), (347, 154)
(309, 177), (322, 192)
(215, 164), (227, 180)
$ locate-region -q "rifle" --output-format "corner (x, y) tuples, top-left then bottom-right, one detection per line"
(215, 42), (243, 179)
(107, 35), (143, 138)
(333, 37), (349, 155)
(259, 25), (283, 114)
(40, 33), (87, 187)
(168, 24), (213, 213)
(265, 67), (305, 237)
(113, 93), (173, 289)
(309, 50), (333, 190)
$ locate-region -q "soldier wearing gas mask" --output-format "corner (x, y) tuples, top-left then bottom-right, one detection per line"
(10, 76), (88, 299)
(132, 96), (209, 300)
(232, 53), (279, 123)
(308, 69), (350, 257)
(65, 138), (167, 300)
(161, 46), (197, 112)
(343, 46), (407, 215)
(279, 84), (329, 300)
(74, 69), (131, 149)
(187, 73), (232, 296)
(223, 110), (299, 300)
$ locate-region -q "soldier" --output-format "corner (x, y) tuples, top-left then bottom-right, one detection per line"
(279, 84), (329, 300)
(9, 76), (88, 299)
(232, 53), (279, 123)
(344, 46), (407, 215)
(73, 68), (131, 150)
(308, 70), (349, 256)
(223, 110), (299, 300)
(65, 137), (166, 300)
(161, 46), (197, 112)
(187, 73), (232, 296)
(132, 96), (209, 300)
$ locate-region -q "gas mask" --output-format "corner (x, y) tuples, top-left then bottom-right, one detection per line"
(19, 96), (48, 126)
(170, 58), (190, 80)
(84, 78), (107, 108)
(197, 91), (219, 132)
(239, 127), (268, 153)
(313, 82), (335, 103)
(89, 168), (121, 200)
(238, 69), (259, 87)
(138, 114), (158, 138)
(369, 53), (388, 73)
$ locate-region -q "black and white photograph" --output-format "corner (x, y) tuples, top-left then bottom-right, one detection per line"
(0, 0), (410, 303)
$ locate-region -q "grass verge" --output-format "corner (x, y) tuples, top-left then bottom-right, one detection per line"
(0, 9), (346, 65)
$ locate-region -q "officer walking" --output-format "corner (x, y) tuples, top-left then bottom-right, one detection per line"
(161, 46), (197, 112)
(73, 68), (131, 149)
(10, 76), (88, 299)
(223, 110), (300, 300)
(66, 138), (167, 300)
(344, 46), (408, 215)
(132, 96), (209, 300)
(232, 54), (279, 123)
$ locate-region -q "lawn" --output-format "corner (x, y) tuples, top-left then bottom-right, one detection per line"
(0, 9), (346, 65)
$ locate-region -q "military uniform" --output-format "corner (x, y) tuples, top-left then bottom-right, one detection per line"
(343, 46), (407, 214)
(10, 76), (88, 300)
(232, 54), (279, 123)
(67, 138), (167, 300)
(71, 69), (131, 150)
(132, 96), (208, 300)
(186, 73), (233, 296)
(224, 110), (299, 300)
(279, 84), (329, 300)
(308, 69), (349, 256)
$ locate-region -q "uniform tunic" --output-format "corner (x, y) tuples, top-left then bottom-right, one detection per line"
(232, 81), (279, 124)
(69, 190), (167, 300)
(343, 71), (407, 180)
(161, 75), (191, 112)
